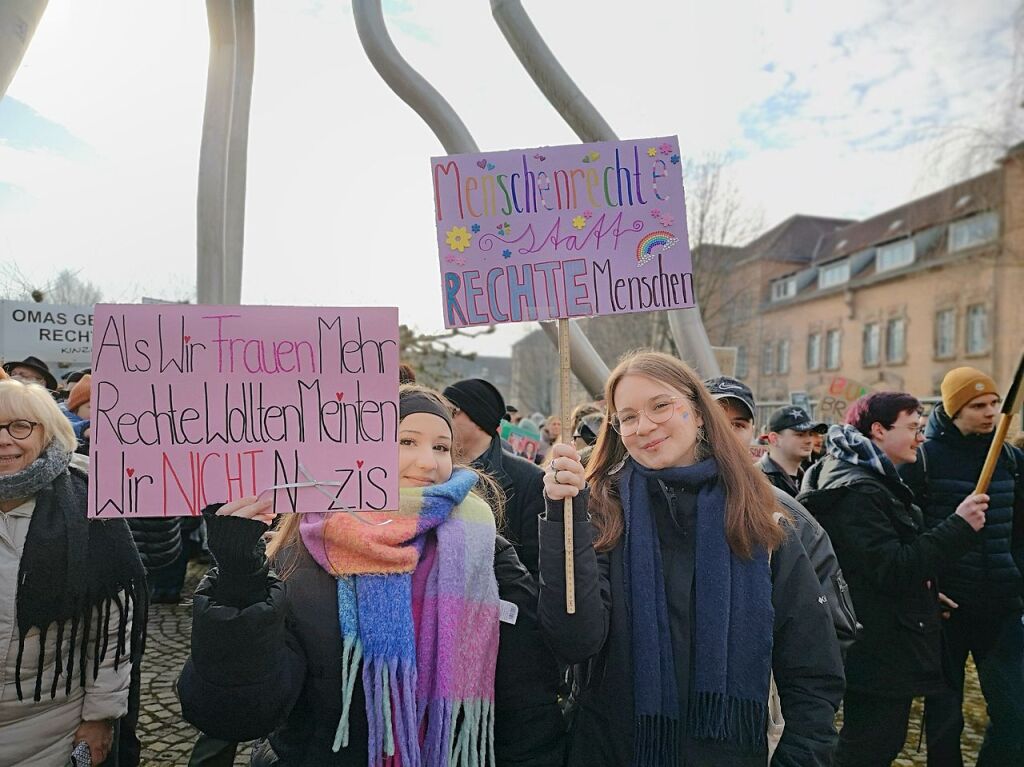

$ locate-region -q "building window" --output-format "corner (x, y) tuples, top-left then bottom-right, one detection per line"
(825, 329), (841, 370)
(966, 304), (988, 354)
(777, 339), (790, 374)
(736, 346), (749, 378)
(818, 260), (850, 289)
(771, 278), (796, 301)
(762, 342), (774, 376)
(863, 322), (880, 366)
(935, 309), (956, 358)
(807, 332), (821, 371)
(877, 239), (915, 272)
(886, 318), (907, 363)
(949, 211), (998, 253)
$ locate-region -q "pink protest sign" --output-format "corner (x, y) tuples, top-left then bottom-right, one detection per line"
(431, 136), (692, 328)
(88, 304), (399, 518)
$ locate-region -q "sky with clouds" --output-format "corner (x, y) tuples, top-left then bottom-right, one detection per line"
(1, 0), (1020, 356)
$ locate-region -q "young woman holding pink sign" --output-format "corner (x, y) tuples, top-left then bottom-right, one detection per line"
(177, 384), (565, 767)
(538, 351), (845, 766)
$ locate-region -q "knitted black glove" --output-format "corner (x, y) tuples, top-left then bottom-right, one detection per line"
(201, 504), (270, 607)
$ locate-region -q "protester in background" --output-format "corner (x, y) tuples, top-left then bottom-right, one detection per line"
(572, 412), (604, 451)
(179, 385), (565, 766)
(539, 351), (844, 766)
(706, 377), (858, 656)
(900, 367), (1024, 765)
(536, 416), (561, 465)
(803, 430), (826, 472)
(568, 403), (600, 450)
(3, 356), (58, 392)
(398, 362), (416, 384)
(799, 392), (989, 767)
(505, 405), (522, 425)
(0, 379), (146, 767)
(63, 373), (92, 452)
(444, 378), (546, 576)
(759, 407), (826, 497)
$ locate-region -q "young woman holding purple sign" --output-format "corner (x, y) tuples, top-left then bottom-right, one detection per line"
(177, 384), (565, 767)
(539, 351), (845, 767)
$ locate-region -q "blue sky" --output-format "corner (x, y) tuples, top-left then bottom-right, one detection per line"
(1, 0), (1020, 355)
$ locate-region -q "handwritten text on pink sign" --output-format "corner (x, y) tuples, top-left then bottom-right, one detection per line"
(88, 305), (399, 518)
(432, 136), (692, 328)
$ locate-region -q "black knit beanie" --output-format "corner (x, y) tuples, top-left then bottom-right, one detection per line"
(443, 378), (506, 435)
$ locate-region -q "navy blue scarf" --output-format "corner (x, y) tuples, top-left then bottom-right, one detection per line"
(619, 458), (773, 765)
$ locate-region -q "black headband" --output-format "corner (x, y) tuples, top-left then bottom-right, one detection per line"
(399, 392), (455, 436)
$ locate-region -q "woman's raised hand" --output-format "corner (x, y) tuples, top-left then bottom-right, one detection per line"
(543, 443), (586, 500)
(216, 496), (276, 526)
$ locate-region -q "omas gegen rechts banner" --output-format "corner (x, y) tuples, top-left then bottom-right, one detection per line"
(431, 136), (693, 328)
(88, 304), (399, 518)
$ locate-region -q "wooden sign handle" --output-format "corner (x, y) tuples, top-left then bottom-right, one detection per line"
(558, 319), (575, 614)
(974, 415), (1013, 495)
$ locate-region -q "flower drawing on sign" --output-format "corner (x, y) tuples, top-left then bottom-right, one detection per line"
(659, 142), (673, 155)
(647, 147), (657, 157)
(502, 249), (512, 259)
(671, 154), (680, 165)
(572, 215), (587, 230)
(659, 214), (674, 227)
(471, 223), (480, 233)
(581, 151), (600, 163)
(445, 226), (472, 253)
(650, 208), (662, 218)
(583, 210), (593, 219)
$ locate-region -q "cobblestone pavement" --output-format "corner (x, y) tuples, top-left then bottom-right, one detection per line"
(138, 564), (985, 766)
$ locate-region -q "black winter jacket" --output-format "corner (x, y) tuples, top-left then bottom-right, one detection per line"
(799, 456), (978, 697)
(126, 518), (182, 572)
(177, 514), (565, 767)
(474, 436), (547, 577)
(538, 487), (845, 767)
(900, 404), (1024, 609)
(758, 454), (802, 497)
(772, 487), (859, 654)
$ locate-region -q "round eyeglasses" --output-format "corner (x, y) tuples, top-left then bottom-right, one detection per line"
(0, 420), (40, 440)
(609, 396), (684, 437)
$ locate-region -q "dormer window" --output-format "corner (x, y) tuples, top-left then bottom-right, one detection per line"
(771, 277), (797, 301)
(876, 239), (915, 272)
(949, 211), (998, 252)
(818, 259), (850, 289)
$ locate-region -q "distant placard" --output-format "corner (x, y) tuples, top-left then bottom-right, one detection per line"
(0, 300), (94, 363)
(501, 421), (541, 462)
(431, 136), (692, 328)
(88, 304), (399, 518)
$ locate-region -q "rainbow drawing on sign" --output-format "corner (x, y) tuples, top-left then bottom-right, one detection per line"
(636, 230), (679, 267)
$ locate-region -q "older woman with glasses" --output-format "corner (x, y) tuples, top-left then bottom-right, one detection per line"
(537, 351), (845, 767)
(0, 378), (146, 767)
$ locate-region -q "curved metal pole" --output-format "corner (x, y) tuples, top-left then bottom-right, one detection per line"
(197, 0), (254, 305)
(352, 0), (609, 398)
(490, 0), (721, 378)
(0, 0), (49, 102)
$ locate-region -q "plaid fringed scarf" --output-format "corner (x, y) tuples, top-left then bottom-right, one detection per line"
(826, 423), (903, 483)
(299, 468), (500, 767)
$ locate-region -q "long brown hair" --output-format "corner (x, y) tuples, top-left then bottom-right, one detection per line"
(267, 384), (505, 574)
(586, 351), (785, 557)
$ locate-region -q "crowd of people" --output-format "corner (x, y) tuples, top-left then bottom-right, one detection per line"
(0, 349), (1021, 766)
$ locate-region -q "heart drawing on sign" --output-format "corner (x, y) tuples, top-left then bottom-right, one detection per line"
(476, 159), (487, 169)
(335, 392), (345, 401)
(126, 468), (135, 477)
(356, 460), (365, 469)
(183, 335), (191, 343)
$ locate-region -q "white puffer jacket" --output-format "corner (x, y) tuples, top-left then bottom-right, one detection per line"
(0, 498), (131, 767)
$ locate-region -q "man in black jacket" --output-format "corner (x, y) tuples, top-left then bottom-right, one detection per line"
(799, 391), (987, 766)
(443, 378), (547, 576)
(759, 406), (827, 497)
(705, 376), (859, 655)
(900, 367), (1024, 765)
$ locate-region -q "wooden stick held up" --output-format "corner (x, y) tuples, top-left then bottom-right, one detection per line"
(974, 350), (1024, 495)
(558, 318), (576, 614)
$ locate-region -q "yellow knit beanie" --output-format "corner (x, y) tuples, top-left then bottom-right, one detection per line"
(941, 367), (998, 417)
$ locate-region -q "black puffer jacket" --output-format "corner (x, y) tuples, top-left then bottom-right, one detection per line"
(799, 456), (977, 697)
(899, 404), (1024, 608)
(538, 488), (845, 767)
(126, 518), (182, 572)
(177, 514), (565, 767)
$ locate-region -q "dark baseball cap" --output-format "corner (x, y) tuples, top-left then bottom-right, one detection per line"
(767, 406), (827, 434)
(704, 376), (755, 421)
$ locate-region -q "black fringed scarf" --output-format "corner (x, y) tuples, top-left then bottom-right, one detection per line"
(8, 447), (147, 706)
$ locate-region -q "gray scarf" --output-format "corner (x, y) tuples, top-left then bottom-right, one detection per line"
(0, 440), (72, 502)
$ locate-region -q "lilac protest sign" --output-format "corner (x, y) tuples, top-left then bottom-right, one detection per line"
(431, 136), (692, 328)
(88, 304), (399, 518)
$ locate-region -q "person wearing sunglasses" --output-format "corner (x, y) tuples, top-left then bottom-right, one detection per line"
(536, 351), (845, 766)
(800, 392), (989, 766)
(0, 377), (146, 767)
